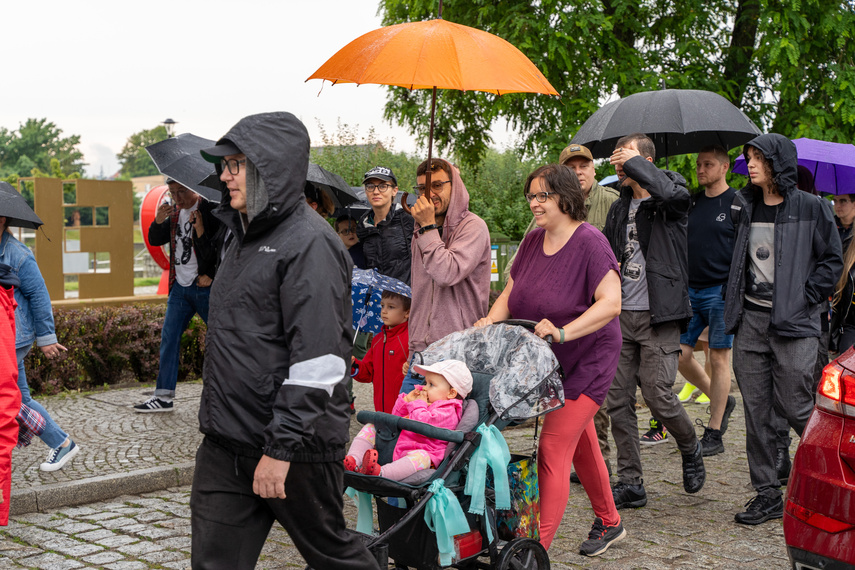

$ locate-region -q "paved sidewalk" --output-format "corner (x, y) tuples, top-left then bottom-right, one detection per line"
(2, 381), (794, 569)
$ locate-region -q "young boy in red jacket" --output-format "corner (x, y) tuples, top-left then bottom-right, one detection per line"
(352, 291), (410, 414)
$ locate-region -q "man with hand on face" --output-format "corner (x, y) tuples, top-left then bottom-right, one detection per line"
(192, 112), (377, 570)
(401, 158), (491, 392)
(603, 133), (705, 511)
(134, 179), (219, 413)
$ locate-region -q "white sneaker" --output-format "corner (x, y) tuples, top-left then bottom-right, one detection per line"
(40, 440), (80, 472)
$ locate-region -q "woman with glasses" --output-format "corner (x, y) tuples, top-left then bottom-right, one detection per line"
(474, 164), (625, 556)
(355, 166), (414, 284)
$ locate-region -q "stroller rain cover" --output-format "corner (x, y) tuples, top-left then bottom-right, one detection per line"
(418, 323), (564, 421)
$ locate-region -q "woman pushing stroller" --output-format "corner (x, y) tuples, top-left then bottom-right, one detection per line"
(345, 359), (472, 480)
(475, 163), (625, 557)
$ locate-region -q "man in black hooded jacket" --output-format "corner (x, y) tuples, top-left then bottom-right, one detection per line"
(191, 112), (378, 569)
(724, 133), (842, 525)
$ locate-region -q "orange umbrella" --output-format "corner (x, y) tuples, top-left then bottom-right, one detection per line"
(307, 15), (558, 208)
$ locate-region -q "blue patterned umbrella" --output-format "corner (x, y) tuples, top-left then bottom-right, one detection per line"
(351, 268), (411, 334)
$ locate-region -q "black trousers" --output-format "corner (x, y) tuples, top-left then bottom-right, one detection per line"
(190, 437), (379, 570)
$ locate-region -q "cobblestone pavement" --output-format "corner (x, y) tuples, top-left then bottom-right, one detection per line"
(2, 380), (795, 569)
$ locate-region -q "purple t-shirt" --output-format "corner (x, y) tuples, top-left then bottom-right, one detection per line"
(509, 224), (622, 406)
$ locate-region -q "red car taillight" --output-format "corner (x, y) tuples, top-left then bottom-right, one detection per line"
(786, 499), (855, 533)
(817, 362), (855, 416)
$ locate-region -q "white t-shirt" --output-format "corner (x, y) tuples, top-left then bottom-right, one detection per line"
(174, 204), (199, 287)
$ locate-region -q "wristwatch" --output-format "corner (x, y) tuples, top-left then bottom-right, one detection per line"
(418, 224), (438, 235)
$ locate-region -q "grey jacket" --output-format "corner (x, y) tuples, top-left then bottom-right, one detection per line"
(723, 133), (843, 338)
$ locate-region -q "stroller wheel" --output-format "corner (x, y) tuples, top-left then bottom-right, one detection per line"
(496, 537), (549, 570)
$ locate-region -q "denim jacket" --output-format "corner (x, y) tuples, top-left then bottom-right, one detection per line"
(0, 232), (58, 349)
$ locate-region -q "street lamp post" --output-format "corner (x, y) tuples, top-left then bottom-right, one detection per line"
(161, 118), (177, 138)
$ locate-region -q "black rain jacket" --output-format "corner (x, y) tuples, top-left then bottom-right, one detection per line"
(356, 206), (414, 284)
(603, 157), (692, 329)
(723, 133), (843, 338)
(200, 112), (354, 462)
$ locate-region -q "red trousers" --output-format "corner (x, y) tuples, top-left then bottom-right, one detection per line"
(0, 286), (20, 525)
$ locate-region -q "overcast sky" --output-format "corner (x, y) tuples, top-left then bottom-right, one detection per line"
(4, 0), (517, 178)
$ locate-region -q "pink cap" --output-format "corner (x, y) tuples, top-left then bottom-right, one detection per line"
(413, 359), (473, 398)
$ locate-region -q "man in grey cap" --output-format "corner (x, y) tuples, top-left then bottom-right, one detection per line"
(558, 144), (620, 231)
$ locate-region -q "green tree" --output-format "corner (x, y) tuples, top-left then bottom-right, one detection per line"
(380, 0), (855, 170)
(116, 125), (169, 179)
(0, 118), (85, 178)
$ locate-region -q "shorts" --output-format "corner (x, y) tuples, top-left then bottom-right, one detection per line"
(680, 284), (734, 349)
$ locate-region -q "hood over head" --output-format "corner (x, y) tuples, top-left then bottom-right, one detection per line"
(418, 158), (472, 233)
(206, 112), (310, 239)
(742, 133), (798, 196)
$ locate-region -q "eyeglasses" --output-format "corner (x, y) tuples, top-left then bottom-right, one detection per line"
(221, 158), (247, 175)
(412, 180), (451, 193)
(525, 192), (557, 203)
(365, 183), (394, 193)
(168, 187), (191, 198)
(837, 198), (853, 204)
(337, 227), (356, 236)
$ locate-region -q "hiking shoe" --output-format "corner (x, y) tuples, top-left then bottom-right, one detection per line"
(133, 396), (174, 413)
(571, 459), (612, 484)
(695, 392), (710, 404)
(640, 418), (668, 445)
(682, 441), (706, 493)
(776, 448), (792, 486)
(611, 481), (647, 509)
(343, 455), (358, 472)
(720, 395), (737, 435)
(361, 449), (381, 476)
(735, 494), (784, 525)
(677, 383), (698, 403)
(699, 426), (724, 457)
(579, 517), (627, 556)
(40, 440), (80, 472)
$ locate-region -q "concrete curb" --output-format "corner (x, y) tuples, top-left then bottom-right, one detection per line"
(10, 461), (195, 516)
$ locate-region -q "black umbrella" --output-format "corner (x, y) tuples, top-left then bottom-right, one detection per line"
(145, 134), (221, 201)
(0, 182), (43, 229)
(571, 89), (762, 160)
(307, 163), (359, 209)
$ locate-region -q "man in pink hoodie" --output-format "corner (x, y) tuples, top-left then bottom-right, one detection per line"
(401, 159), (491, 392)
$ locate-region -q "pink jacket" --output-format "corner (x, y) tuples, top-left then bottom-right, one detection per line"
(409, 159), (491, 355)
(391, 393), (463, 467)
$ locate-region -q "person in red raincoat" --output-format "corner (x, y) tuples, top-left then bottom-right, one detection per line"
(0, 262), (22, 525)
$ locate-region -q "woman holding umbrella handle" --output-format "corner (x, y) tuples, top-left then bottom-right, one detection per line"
(473, 164), (625, 556)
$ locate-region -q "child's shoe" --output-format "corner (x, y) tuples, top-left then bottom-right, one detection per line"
(361, 449), (381, 476)
(343, 455), (358, 472)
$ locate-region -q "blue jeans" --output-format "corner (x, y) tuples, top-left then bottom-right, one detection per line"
(155, 282), (210, 398)
(680, 285), (734, 349)
(17, 345), (68, 449)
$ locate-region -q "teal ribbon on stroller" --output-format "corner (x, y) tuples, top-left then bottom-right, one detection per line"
(464, 424), (511, 541)
(424, 479), (470, 566)
(345, 487), (374, 535)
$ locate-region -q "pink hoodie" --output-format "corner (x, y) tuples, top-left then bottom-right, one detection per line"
(409, 160), (492, 355)
(390, 393), (463, 467)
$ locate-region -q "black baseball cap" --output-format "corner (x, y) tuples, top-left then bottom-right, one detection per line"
(362, 166), (397, 186)
(200, 139), (241, 163)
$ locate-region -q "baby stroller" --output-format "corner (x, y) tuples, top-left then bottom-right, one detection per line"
(344, 321), (564, 569)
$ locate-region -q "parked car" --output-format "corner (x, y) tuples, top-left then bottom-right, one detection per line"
(784, 347), (855, 569)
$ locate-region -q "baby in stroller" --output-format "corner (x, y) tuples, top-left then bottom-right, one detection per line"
(344, 360), (473, 479)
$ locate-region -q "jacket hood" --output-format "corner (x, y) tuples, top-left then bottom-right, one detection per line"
(742, 133), (798, 196)
(0, 262), (19, 289)
(214, 112), (310, 239)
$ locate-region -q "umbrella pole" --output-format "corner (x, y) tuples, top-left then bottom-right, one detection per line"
(401, 86), (438, 215)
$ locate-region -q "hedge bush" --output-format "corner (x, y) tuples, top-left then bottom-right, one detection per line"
(24, 304), (206, 396)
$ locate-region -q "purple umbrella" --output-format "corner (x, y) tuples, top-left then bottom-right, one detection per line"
(732, 138), (855, 195)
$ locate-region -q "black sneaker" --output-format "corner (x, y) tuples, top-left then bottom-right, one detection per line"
(579, 517), (627, 556)
(720, 395), (737, 436)
(734, 494), (784, 525)
(133, 396), (174, 413)
(640, 417), (669, 445)
(571, 459), (611, 484)
(776, 448), (792, 486)
(699, 426), (724, 457)
(612, 481), (647, 509)
(682, 441), (706, 493)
